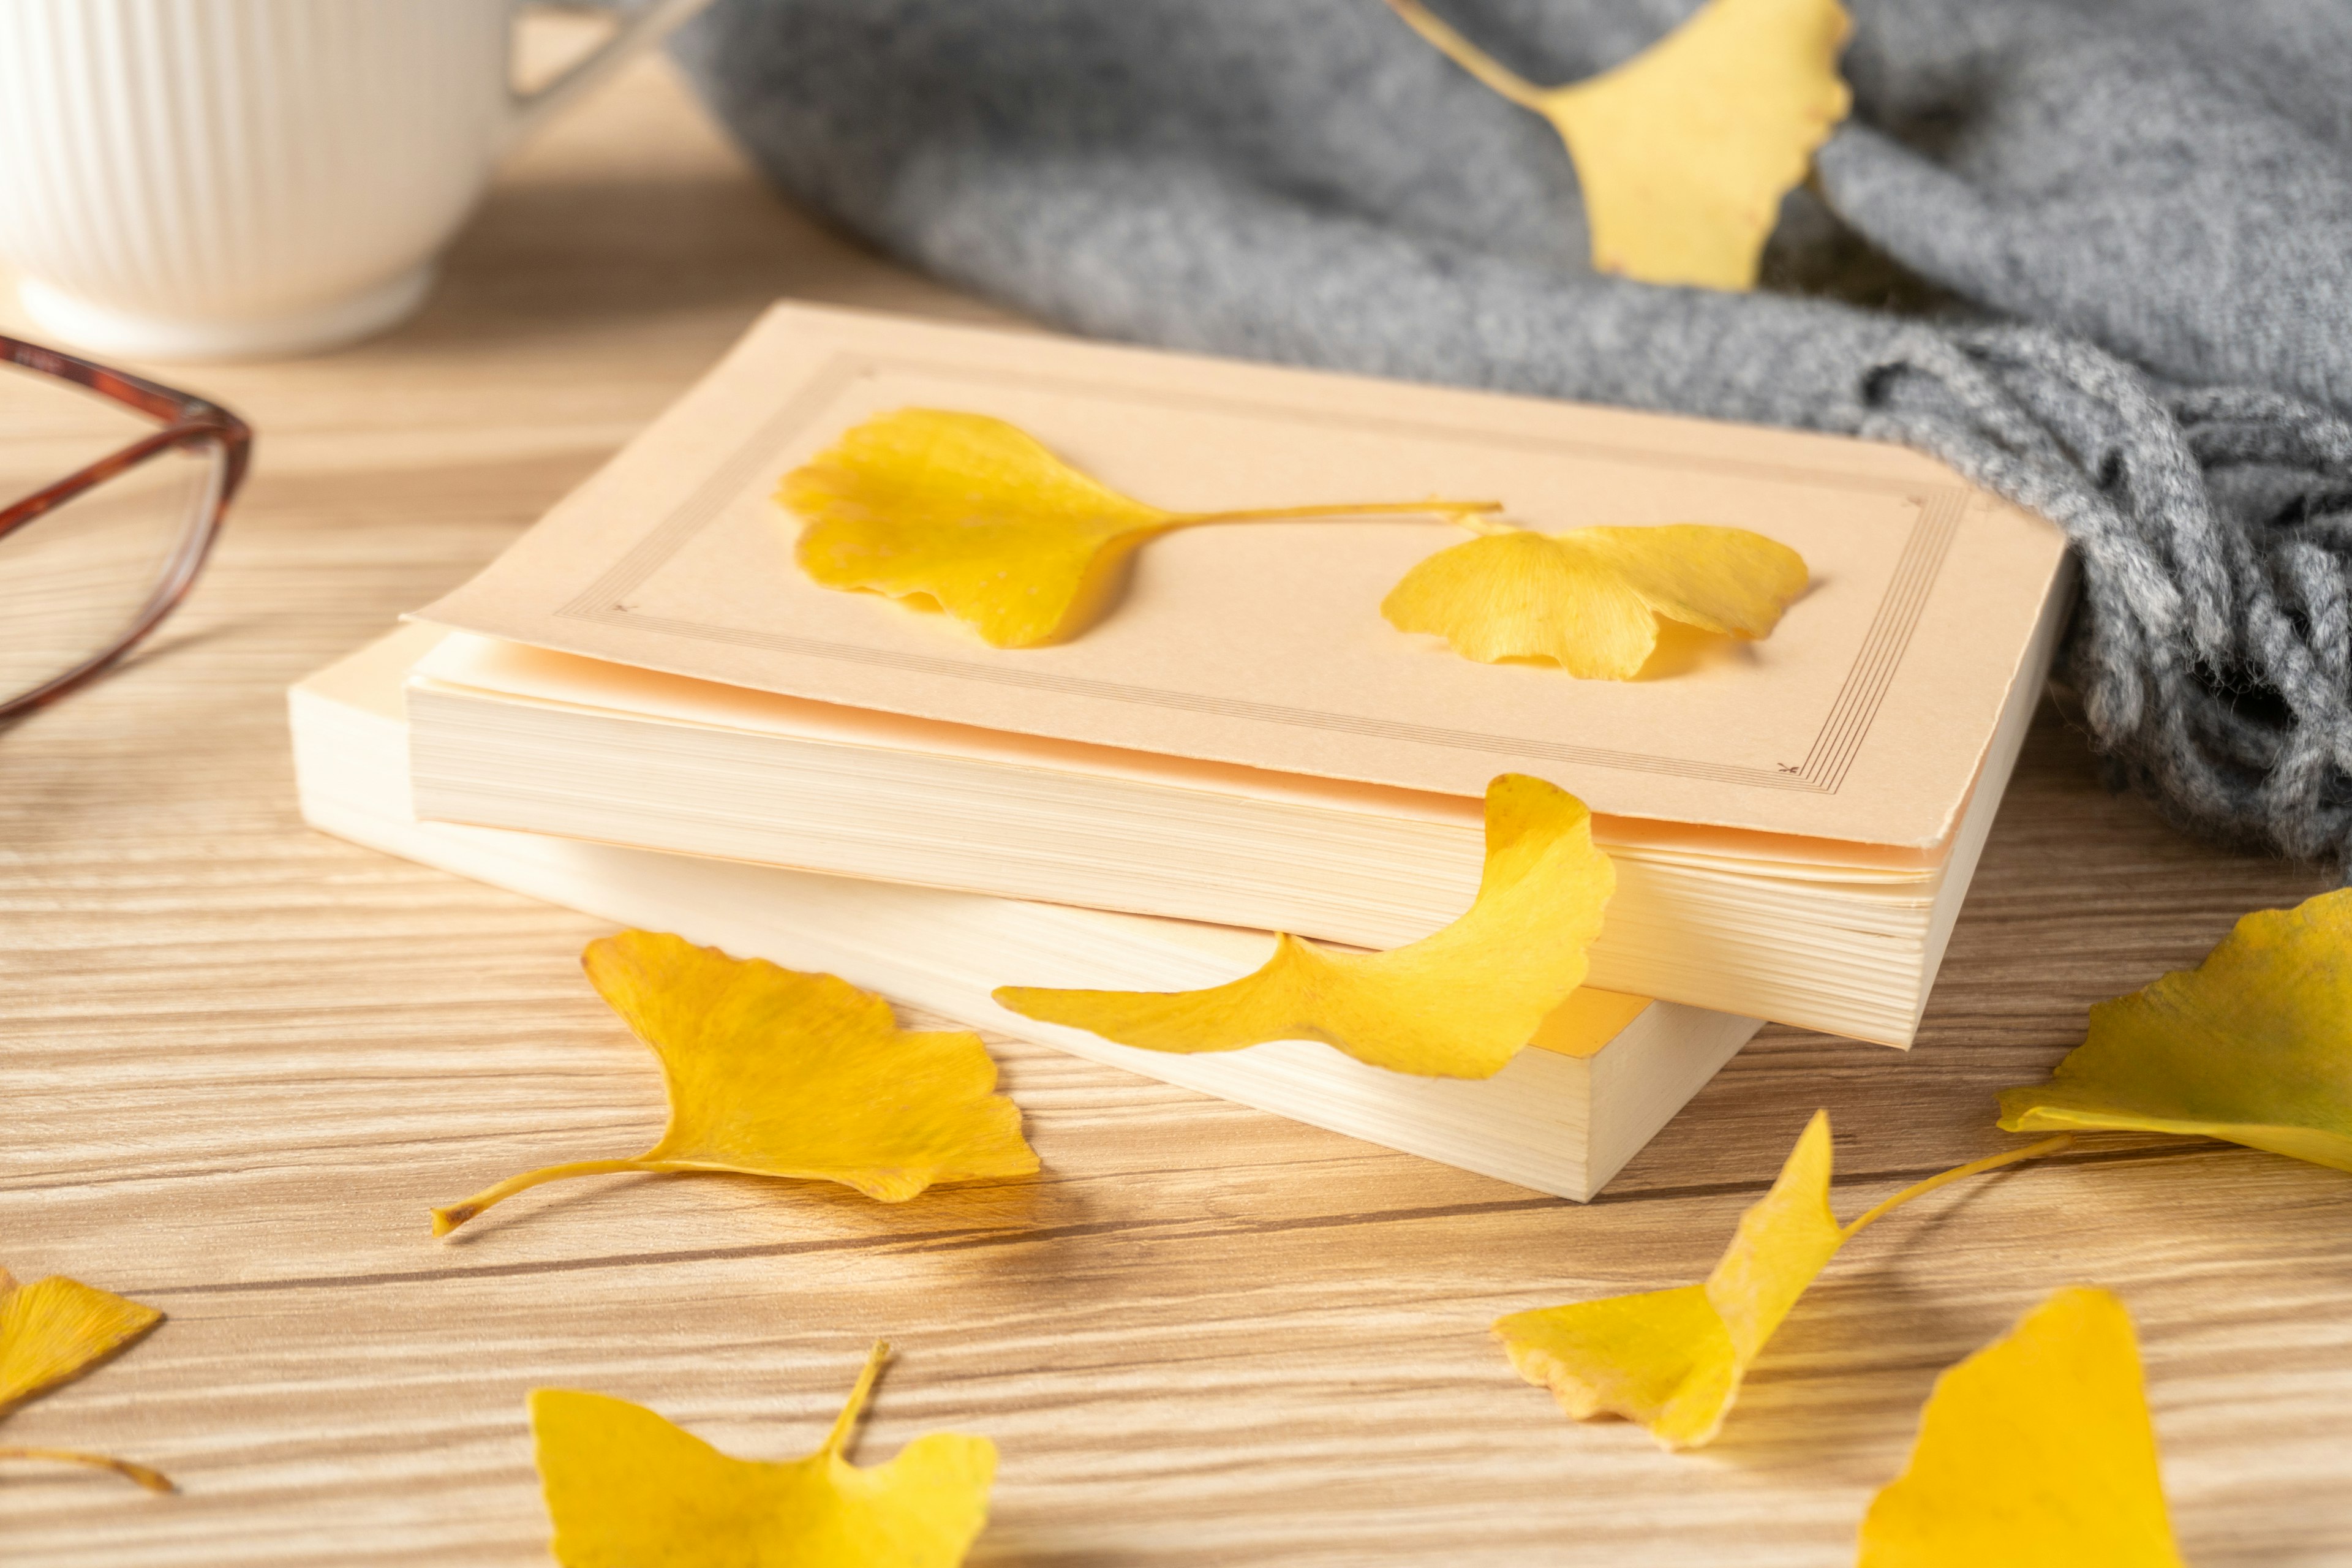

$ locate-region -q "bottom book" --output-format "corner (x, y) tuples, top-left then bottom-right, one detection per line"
(290, 626), (1764, 1200)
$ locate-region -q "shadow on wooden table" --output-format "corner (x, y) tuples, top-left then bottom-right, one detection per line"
(403, 168), (1009, 361)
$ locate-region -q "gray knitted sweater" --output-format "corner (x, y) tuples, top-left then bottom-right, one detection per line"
(671, 0), (2352, 870)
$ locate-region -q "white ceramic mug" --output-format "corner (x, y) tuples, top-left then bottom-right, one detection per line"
(0, 0), (714, 360)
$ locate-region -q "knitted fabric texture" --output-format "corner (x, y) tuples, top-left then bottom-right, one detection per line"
(672, 0), (2352, 871)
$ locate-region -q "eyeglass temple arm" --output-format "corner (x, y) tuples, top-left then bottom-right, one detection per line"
(2, 334), (214, 424)
(0, 335), (252, 546)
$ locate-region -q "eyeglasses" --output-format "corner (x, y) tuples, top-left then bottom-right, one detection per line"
(0, 336), (250, 721)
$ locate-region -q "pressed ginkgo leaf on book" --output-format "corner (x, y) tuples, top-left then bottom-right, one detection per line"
(1385, 0), (1851, 289)
(1493, 1112), (2070, 1449)
(995, 773), (1613, 1079)
(1382, 523), (1808, 679)
(533, 1341), (995, 1568)
(0, 1268), (171, 1492)
(432, 931), (1038, 1235)
(1858, 1287), (2185, 1567)
(779, 407), (1499, 647)
(1999, 886), (2352, 1172)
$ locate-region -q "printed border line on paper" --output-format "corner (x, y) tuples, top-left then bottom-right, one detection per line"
(557, 352), (1966, 795)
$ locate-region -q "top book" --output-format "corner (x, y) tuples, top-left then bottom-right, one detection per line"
(414, 303), (2071, 1044)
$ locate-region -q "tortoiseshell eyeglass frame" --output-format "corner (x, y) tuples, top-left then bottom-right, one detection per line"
(0, 334), (251, 721)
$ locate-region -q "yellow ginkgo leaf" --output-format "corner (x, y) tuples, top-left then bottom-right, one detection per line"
(433, 932), (1039, 1235)
(779, 407), (1499, 647)
(533, 1341), (995, 1568)
(1998, 887), (2352, 1172)
(0, 1268), (171, 1491)
(1381, 523), (1808, 678)
(1494, 1113), (2070, 1449)
(1858, 1287), (2185, 1567)
(1387, 0), (1851, 289)
(995, 773), (1613, 1079)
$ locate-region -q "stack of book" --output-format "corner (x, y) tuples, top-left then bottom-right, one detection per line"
(290, 304), (2071, 1200)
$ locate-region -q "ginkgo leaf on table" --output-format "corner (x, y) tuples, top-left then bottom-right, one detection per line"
(1858, 1287), (2184, 1567)
(433, 931), (1039, 1235)
(533, 1341), (994, 1568)
(0, 1268), (171, 1491)
(1999, 886), (2352, 1172)
(995, 773), (1613, 1079)
(778, 407), (1499, 647)
(1386, 0), (1852, 290)
(1493, 1112), (2070, 1449)
(1381, 523), (1808, 679)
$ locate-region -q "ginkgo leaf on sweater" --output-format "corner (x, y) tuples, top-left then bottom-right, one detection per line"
(1386, 0), (1852, 289)
(778, 407), (1499, 647)
(432, 932), (1039, 1235)
(1381, 524), (1808, 678)
(1858, 1287), (2185, 1567)
(1998, 888), (2352, 1171)
(0, 1269), (170, 1491)
(995, 774), (1613, 1078)
(533, 1341), (995, 1568)
(1493, 1113), (2069, 1449)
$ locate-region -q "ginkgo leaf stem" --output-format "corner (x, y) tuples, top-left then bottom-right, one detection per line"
(0, 1444), (173, 1493)
(1174, 499), (1503, 527)
(822, 1340), (893, 1458)
(1839, 1134), (2075, 1240)
(1452, 513), (1528, 537)
(431, 1158), (698, 1236)
(1384, 0), (1552, 110)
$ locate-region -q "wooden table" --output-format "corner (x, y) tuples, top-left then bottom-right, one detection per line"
(6, 31), (2348, 1568)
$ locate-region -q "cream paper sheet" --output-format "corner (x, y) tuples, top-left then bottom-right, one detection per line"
(412, 632), (1944, 882)
(418, 303), (2071, 849)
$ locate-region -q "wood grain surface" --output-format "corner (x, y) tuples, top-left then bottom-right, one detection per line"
(4, 26), (2348, 1568)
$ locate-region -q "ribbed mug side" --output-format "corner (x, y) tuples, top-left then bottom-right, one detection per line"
(0, 0), (508, 356)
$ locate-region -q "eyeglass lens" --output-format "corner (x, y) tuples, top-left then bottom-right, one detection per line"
(0, 360), (225, 709)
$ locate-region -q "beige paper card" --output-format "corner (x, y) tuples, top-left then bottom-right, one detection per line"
(418, 303), (2069, 848)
